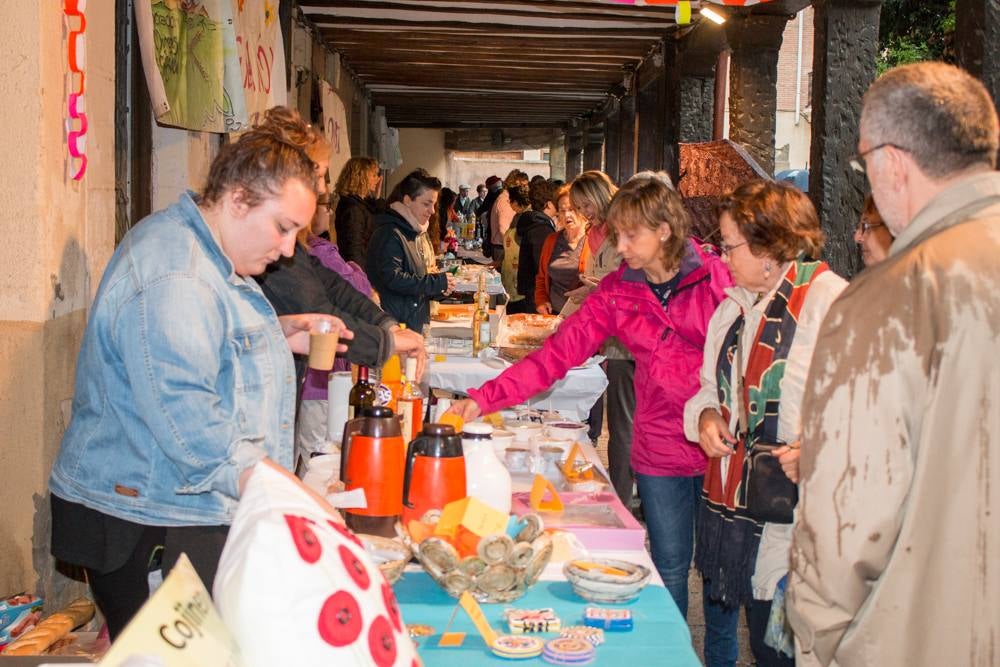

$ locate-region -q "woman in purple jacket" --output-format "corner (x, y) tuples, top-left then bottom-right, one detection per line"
(449, 173), (732, 617)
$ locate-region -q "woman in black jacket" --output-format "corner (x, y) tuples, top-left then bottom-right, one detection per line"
(334, 157), (381, 265)
(514, 179), (557, 314)
(367, 169), (456, 332)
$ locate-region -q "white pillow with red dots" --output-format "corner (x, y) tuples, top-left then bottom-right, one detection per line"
(214, 461), (420, 667)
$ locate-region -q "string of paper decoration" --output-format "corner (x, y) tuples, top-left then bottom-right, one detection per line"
(65, 0), (87, 181)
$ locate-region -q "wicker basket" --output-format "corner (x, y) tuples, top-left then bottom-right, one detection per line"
(356, 533), (411, 585)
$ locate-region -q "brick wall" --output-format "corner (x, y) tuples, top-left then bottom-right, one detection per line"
(777, 7), (815, 113)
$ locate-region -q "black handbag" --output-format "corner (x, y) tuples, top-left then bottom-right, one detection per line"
(745, 442), (798, 524)
(735, 335), (798, 525)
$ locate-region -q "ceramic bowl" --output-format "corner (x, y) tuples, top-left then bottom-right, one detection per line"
(356, 533), (411, 585)
(545, 420), (589, 442)
(491, 429), (515, 457)
(505, 421), (543, 444)
(562, 558), (652, 604)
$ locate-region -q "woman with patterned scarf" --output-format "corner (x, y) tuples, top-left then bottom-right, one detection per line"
(684, 180), (847, 667)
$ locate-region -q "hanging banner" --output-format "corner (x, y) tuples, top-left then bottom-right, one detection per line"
(134, 0), (286, 133)
(233, 0), (288, 127)
(320, 82), (351, 180)
(135, 0), (234, 132)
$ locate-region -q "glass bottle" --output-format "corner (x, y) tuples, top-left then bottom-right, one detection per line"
(471, 271), (490, 354)
(397, 357), (424, 445)
(348, 365), (376, 421)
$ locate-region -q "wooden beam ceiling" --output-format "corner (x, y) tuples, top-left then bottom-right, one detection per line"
(300, 0), (708, 129)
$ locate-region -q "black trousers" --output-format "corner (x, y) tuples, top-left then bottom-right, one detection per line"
(746, 598), (796, 667)
(605, 359), (636, 507)
(86, 524), (229, 639)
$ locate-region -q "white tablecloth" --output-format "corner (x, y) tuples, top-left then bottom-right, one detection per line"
(425, 353), (607, 422)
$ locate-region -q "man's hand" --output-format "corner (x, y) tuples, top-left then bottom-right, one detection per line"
(698, 408), (737, 458)
(278, 314), (353, 355)
(392, 327), (428, 381)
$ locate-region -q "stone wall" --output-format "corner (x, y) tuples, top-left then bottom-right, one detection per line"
(680, 77), (715, 143)
(0, 2), (116, 608)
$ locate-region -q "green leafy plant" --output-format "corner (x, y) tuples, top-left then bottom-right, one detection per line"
(877, 0), (956, 75)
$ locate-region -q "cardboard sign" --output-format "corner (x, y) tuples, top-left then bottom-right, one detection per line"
(100, 554), (243, 667)
(458, 591), (499, 647)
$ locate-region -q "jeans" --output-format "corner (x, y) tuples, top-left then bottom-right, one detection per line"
(702, 594), (741, 667)
(635, 473), (702, 618)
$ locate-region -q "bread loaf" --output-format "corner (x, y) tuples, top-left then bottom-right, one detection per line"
(2, 598), (94, 656)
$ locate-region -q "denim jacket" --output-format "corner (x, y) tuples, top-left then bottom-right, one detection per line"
(49, 192), (297, 526)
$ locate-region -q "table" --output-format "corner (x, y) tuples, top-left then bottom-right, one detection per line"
(425, 353), (608, 423)
(395, 573), (700, 666)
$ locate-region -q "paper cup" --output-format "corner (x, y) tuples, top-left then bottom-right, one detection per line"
(308, 331), (339, 371)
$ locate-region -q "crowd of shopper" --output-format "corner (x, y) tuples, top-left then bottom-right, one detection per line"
(47, 60), (999, 665)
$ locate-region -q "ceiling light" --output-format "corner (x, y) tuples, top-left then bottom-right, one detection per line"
(700, 7), (727, 25)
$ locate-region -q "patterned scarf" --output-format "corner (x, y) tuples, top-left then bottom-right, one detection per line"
(695, 256), (828, 607)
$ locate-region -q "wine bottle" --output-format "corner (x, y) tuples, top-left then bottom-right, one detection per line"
(348, 365), (376, 420)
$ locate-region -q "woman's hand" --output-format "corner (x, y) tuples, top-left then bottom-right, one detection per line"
(537, 302), (552, 315)
(278, 314), (353, 355)
(698, 408), (737, 458)
(443, 274), (457, 295)
(446, 399), (482, 422)
(392, 327), (428, 381)
(564, 275), (598, 300)
(773, 442), (801, 483)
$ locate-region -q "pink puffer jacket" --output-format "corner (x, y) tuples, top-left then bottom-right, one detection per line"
(469, 239), (732, 477)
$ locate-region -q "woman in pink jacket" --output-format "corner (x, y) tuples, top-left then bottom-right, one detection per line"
(449, 173), (732, 617)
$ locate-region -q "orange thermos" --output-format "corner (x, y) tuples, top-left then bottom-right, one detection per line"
(401, 423), (467, 525)
(340, 406), (406, 537)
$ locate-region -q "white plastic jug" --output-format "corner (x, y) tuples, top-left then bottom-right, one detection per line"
(460, 422), (512, 514)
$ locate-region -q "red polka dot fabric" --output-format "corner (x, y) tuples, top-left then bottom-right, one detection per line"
(214, 462), (422, 666)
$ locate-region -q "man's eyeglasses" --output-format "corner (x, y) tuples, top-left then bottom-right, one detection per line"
(849, 143), (910, 175)
(719, 240), (748, 256)
(856, 221), (885, 235)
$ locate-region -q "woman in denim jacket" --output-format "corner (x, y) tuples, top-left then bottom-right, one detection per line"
(47, 124), (351, 638)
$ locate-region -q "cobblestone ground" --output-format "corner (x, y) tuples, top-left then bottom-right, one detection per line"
(594, 424), (754, 665)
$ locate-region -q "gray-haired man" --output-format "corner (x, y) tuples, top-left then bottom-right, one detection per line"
(789, 62), (1000, 665)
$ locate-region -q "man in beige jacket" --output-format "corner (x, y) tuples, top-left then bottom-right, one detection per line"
(788, 62), (1000, 665)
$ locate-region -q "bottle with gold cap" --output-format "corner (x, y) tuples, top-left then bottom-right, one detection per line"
(471, 271), (490, 354)
(397, 356), (424, 445)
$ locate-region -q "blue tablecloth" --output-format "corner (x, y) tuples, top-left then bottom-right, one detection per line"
(395, 572), (700, 665)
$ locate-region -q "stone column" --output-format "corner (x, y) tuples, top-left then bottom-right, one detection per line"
(661, 38), (682, 186)
(955, 0), (1000, 113)
(549, 131), (567, 182)
(604, 101), (622, 183)
(808, 0), (882, 278)
(584, 122), (605, 172)
(565, 127), (584, 181)
(725, 14), (789, 175)
(619, 93), (638, 182)
(680, 76), (714, 143)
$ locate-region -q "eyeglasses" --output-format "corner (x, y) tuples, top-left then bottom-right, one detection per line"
(856, 221), (885, 235)
(719, 240), (748, 256)
(849, 143), (909, 174)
